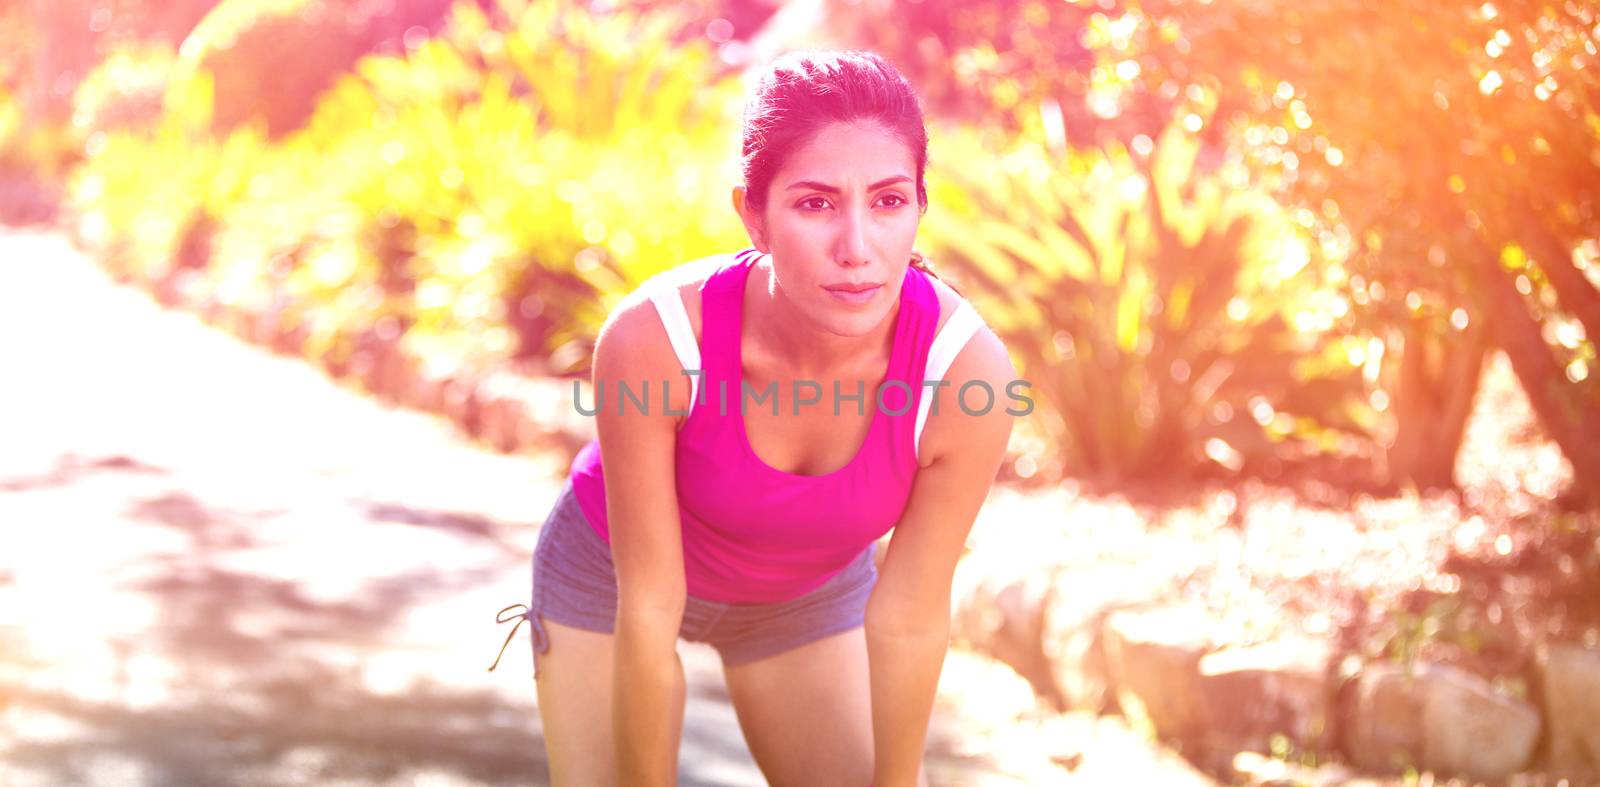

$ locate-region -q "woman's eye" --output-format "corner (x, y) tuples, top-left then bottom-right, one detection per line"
(797, 194), (908, 211)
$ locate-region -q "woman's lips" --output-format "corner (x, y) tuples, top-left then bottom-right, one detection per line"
(824, 284), (881, 305)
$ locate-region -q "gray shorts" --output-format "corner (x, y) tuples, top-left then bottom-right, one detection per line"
(503, 480), (878, 679)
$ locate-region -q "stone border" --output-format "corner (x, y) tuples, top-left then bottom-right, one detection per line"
(951, 566), (1596, 785)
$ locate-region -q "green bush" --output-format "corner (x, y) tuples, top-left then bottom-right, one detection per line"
(72, 42), (180, 137)
(0, 84), (82, 185)
(73, 0), (748, 375)
(260, 0), (746, 371)
(0, 85), (23, 169)
(69, 66), (268, 281)
(921, 121), (1371, 485)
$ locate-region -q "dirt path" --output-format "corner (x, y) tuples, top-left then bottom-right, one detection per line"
(0, 229), (1085, 786)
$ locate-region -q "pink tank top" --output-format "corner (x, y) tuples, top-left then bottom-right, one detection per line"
(567, 248), (941, 603)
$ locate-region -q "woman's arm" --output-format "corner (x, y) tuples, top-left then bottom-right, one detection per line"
(866, 325), (1018, 787)
(592, 295), (694, 786)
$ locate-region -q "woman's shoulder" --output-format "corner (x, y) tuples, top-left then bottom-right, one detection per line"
(604, 249), (740, 361)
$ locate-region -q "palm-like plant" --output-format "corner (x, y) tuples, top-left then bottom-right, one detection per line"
(922, 122), (1369, 485)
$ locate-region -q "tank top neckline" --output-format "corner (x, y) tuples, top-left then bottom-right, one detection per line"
(723, 252), (907, 481)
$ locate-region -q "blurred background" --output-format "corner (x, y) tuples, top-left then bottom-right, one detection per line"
(0, 0), (1597, 785)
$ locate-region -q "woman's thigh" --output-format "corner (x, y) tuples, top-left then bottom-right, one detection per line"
(721, 627), (878, 787)
(534, 620), (688, 786)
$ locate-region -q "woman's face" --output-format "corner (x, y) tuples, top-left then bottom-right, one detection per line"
(737, 120), (922, 339)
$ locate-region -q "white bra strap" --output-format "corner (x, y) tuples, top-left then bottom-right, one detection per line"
(914, 300), (986, 459)
(647, 287), (701, 409)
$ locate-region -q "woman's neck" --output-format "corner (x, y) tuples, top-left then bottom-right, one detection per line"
(746, 257), (897, 382)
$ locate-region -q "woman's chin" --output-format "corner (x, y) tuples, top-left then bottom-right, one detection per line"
(813, 303), (888, 337)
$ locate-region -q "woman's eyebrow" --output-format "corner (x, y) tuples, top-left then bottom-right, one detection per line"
(785, 175), (912, 193)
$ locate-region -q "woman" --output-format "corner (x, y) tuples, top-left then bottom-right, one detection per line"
(490, 49), (1019, 787)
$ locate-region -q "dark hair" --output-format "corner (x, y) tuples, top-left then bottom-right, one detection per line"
(739, 49), (943, 280)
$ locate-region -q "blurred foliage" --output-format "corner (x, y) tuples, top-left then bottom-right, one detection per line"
(1118, 0), (1600, 498)
(32, 0), (1600, 492)
(176, 0), (466, 138)
(71, 66), (267, 282)
(71, 42), (178, 136)
(0, 6), (81, 185)
(0, 0), (220, 124)
(807, 0), (1171, 149)
(54, 0), (1398, 485)
(838, 0), (1600, 496)
(171, 0), (756, 140)
(922, 120), (1368, 485)
(0, 87), (23, 172)
(0, 5), (27, 91)
(74, 0), (748, 375)
(0, 83), (82, 217)
(0, 0), (212, 222)
(40, 0), (220, 46)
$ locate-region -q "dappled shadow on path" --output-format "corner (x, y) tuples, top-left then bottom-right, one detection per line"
(0, 453), (168, 494)
(2, 461), (555, 785)
(354, 498), (527, 560)
(1, 666), (546, 786)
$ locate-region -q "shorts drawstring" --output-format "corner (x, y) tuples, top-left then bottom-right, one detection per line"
(487, 603), (531, 672)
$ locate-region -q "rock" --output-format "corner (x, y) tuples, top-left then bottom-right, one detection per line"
(1101, 604), (1218, 745)
(1040, 565), (1169, 713)
(951, 569), (1062, 706)
(1343, 661), (1540, 781)
(1041, 593), (1117, 713)
(1537, 642), (1600, 780)
(1197, 637), (1336, 755)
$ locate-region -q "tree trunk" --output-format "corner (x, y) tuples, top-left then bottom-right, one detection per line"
(1388, 314), (1488, 492)
(1517, 205), (1600, 352)
(1471, 239), (1600, 506)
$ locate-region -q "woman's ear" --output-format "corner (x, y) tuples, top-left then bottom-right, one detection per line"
(731, 186), (770, 253)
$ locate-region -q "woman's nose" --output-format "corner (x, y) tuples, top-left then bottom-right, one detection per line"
(837, 206), (870, 265)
